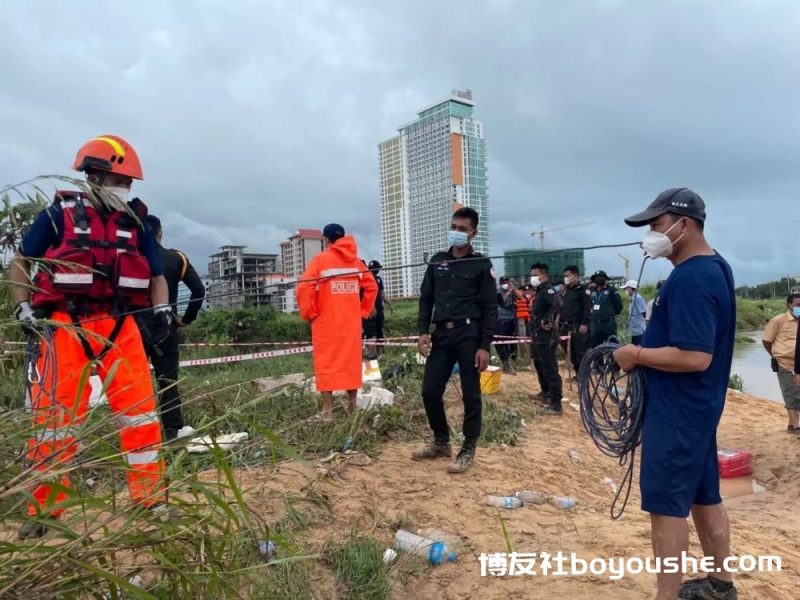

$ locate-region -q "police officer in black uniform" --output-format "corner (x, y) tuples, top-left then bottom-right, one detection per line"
(140, 215), (206, 441)
(363, 260), (391, 360)
(413, 207), (497, 474)
(587, 269), (623, 348)
(529, 262), (563, 414)
(561, 265), (591, 376)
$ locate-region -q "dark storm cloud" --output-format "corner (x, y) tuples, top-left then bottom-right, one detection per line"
(2, 0), (799, 283)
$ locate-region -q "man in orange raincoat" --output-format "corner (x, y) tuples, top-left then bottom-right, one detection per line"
(296, 224), (378, 421)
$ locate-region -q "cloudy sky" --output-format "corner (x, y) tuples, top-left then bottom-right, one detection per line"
(2, 0), (799, 285)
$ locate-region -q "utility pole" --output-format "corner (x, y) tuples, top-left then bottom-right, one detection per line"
(618, 254), (630, 282)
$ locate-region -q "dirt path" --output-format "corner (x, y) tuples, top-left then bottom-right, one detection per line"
(240, 372), (799, 599)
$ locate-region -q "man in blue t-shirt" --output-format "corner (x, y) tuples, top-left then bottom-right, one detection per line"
(613, 188), (737, 600)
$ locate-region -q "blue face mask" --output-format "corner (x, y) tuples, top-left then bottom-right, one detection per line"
(448, 230), (470, 248)
(793, 307), (800, 319)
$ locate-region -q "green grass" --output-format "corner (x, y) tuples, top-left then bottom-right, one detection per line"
(252, 560), (314, 600)
(327, 532), (391, 600)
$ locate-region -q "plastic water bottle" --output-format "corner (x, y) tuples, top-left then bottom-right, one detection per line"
(486, 495), (523, 509)
(568, 449), (582, 462)
(552, 496), (576, 509)
(342, 436), (354, 452)
(417, 527), (463, 554)
(394, 530), (456, 564)
(515, 490), (549, 505)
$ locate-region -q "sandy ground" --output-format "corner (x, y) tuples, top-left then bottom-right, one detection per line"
(238, 369), (800, 600)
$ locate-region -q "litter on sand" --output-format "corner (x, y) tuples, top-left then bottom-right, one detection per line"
(186, 432), (249, 453)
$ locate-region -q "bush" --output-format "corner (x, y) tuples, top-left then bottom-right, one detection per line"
(728, 373), (744, 391)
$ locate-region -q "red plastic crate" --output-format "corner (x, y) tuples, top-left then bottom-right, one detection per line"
(717, 448), (752, 479)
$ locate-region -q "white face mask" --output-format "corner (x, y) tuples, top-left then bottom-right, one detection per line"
(104, 185), (131, 204)
(500, 283), (509, 290)
(530, 276), (541, 287)
(563, 276), (572, 286)
(642, 218), (685, 259)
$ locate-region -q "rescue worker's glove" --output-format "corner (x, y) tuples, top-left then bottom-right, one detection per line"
(14, 301), (40, 336)
(151, 304), (173, 346)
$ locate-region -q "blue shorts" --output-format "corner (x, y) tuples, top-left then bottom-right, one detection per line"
(640, 417), (721, 518)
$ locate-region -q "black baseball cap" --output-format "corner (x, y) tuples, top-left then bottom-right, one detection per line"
(624, 188), (706, 227)
(322, 223), (345, 242)
(368, 260), (382, 270)
(590, 270), (608, 281)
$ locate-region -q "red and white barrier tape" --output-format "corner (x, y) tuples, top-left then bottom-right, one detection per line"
(178, 345), (313, 368)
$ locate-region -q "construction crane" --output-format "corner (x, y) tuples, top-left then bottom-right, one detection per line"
(530, 221), (595, 250)
(618, 254), (630, 282)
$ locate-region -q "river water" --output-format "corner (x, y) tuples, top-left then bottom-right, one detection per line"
(731, 331), (783, 404)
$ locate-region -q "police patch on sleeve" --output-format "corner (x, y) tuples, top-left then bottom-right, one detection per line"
(585, 289), (592, 295)
(547, 288), (555, 294)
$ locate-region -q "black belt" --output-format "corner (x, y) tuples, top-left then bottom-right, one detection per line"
(590, 318), (616, 323)
(435, 318), (475, 330)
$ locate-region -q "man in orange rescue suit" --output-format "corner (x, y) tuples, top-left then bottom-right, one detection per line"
(9, 135), (171, 540)
(296, 224), (378, 422)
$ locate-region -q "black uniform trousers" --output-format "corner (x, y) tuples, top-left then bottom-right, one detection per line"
(562, 323), (588, 373)
(362, 307), (385, 360)
(145, 329), (184, 431)
(589, 319), (617, 349)
(495, 319), (516, 362)
(531, 328), (562, 406)
(421, 321), (482, 445)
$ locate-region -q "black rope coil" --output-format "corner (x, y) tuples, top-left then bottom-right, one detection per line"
(577, 342), (646, 519)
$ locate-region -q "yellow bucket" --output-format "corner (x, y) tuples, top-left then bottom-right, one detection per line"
(480, 366), (502, 395)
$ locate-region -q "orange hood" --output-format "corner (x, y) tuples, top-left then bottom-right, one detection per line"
(329, 235), (359, 262)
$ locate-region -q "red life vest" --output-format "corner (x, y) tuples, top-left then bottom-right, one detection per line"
(31, 191), (152, 310)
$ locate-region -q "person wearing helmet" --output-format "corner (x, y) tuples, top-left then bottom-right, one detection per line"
(9, 135), (172, 539)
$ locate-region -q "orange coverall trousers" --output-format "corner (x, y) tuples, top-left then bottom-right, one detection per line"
(26, 311), (164, 517)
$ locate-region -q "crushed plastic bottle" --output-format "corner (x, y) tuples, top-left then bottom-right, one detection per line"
(394, 530), (456, 564)
(417, 527), (463, 554)
(258, 540), (278, 562)
(515, 490), (549, 505)
(568, 449), (582, 462)
(383, 548), (398, 565)
(486, 495), (523, 509)
(552, 496), (576, 509)
(603, 477), (618, 495)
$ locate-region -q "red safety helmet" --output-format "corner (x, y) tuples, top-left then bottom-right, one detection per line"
(72, 135), (143, 180)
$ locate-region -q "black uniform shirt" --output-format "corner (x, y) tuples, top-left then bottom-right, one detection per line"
(561, 283), (591, 326)
(159, 245), (206, 324)
(418, 247), (498, 351)
(531, 282), (560, 328)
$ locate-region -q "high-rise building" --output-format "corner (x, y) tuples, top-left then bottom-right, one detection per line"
(177, 277), (211, 315)
(207, 246), (279, 309)
(279, 229), (324, 279)
(378, 89), (488, 297)
(504, 249), (586, 288)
